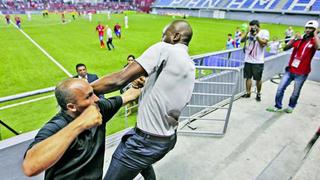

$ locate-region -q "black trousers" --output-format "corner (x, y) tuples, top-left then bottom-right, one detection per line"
(106, 38), (114, 50)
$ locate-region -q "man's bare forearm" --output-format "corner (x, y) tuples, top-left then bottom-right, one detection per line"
(241, 32), (248, 43)
(256, 36), (268, 47)
(22, 119), (85, 176)
(283, 40), (294, 51)
(121, 88), (141, 105)
(22, 106), (102, 177)
(314, 31), (320, 49)
(91, 62), (147, 94)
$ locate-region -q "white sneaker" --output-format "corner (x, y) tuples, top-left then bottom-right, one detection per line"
(284, 107), (293, 113)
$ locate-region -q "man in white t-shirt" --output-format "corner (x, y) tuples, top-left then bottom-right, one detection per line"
(88, 12), (92, 22)
(124, 14), (128, 28)
(106, 25), (115, 51)
(284, 26), (294, 44)
(92, 20), (195, 180)
(241, 20), (269, 101)
(269, 36), (281, 54)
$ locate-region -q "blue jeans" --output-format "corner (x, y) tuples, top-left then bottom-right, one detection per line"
(275, 71), (308, 109)
(103, 128), (177, 180)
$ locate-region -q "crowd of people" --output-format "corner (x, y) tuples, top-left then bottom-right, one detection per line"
(0, 0), (151, 13)
(238, 19), (320, 114)
(225, 24), (305, 57)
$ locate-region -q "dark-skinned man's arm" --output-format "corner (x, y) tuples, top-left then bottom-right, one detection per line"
(91, 62), (147, 95)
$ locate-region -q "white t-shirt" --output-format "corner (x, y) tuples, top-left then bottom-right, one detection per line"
(136, 42), (195, 136)
(285, 29), (294, 37)
(106, 28), (112, 38)
(269, 41), (280, 54)
(244, 29), (269, 64)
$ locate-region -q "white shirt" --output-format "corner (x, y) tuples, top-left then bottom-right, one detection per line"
(124, 16), (128, 23)
(244, 29), (269, 64)
(106, 28), (112, 38)
(269, 41), (280, 54)
(285, 29), (294, 37)
(136, 42), (195, 136)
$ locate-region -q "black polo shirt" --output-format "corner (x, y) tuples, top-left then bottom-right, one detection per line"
(25, 96), (123, 180)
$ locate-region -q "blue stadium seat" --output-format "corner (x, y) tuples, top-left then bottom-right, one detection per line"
(269, 0), (280, 9)
(151, 0), (320, 13)
(292, 6), (307, 10)
(311, 0), (320, 11)
(252, 0), (270, 9)
(282, 0), (294, 10)
(156, 0), (174, 6)
(241, 0), (255, 8)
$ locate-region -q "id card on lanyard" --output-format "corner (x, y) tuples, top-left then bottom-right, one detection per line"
(292, 58), (301, 68)
(292, 39), (309, 68)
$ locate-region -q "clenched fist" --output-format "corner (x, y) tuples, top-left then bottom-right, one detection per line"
(77, 105), (102, 130)
(132, 76), (145, 89)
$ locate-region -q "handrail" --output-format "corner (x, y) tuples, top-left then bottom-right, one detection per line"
(0, 120), (20, 138)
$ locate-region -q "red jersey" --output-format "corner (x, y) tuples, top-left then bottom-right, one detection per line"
(114, 24), (121, 31)
(96, 25), (105, 36)
(288, 37), (317, 75)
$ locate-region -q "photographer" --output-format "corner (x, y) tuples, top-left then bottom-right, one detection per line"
(241, 20), (269, 101)
(267, 20), (320, 113)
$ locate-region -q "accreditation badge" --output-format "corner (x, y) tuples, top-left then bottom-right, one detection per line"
(291, 58), (301, 68)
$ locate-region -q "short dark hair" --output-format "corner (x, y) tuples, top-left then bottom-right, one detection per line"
(76, 63), (86, 70)
(249, 20), (260, 27)
(127, 55), (135, 60)
(55, 79), (77, 110)
(228, 33), (232, 36)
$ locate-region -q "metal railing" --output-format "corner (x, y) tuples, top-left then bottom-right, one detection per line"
(178, 66), (241, 136)
(0, 119), (20, 140)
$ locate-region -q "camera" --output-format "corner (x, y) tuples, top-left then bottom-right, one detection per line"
(248, 34), (255, 41)
(250, 28), (257, 34)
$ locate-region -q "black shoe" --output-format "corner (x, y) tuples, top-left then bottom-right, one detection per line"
(256, 94), (261, 101)
(242, 93), (251, 98)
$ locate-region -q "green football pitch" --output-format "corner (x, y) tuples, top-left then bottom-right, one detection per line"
(0, 13), (303, 140)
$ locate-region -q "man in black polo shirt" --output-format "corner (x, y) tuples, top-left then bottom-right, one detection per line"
(22, 78), (140, 179)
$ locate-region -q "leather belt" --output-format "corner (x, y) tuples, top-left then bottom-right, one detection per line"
(134, 127), (176, 141)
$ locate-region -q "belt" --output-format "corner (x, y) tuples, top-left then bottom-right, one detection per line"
(134, 127), (176, 141)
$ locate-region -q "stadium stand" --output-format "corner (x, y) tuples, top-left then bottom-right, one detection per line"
(152, 0), (320, 13)
(0, 0), (154, 13)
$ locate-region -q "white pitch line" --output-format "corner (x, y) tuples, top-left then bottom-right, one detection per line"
(0, 94), (55, 110)
(10, 21), (72, 77)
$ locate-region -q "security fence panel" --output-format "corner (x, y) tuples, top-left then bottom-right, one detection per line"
(178, 66), (241, 136)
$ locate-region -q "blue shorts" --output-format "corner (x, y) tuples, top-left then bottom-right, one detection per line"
(99, 35), (103, 41)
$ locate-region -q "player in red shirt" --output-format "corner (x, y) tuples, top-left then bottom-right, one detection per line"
(114, 23), (121, 39)
(267, 20), (320, 113)
(96, 22), (105, 48)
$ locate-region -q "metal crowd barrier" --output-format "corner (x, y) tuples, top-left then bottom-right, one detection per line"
(178, 66), (241, 136)
(175, 49), (292, 137)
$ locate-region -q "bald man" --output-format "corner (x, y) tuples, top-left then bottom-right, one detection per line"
(22, 79), (140, 179)
(92, 20), (195, 180)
